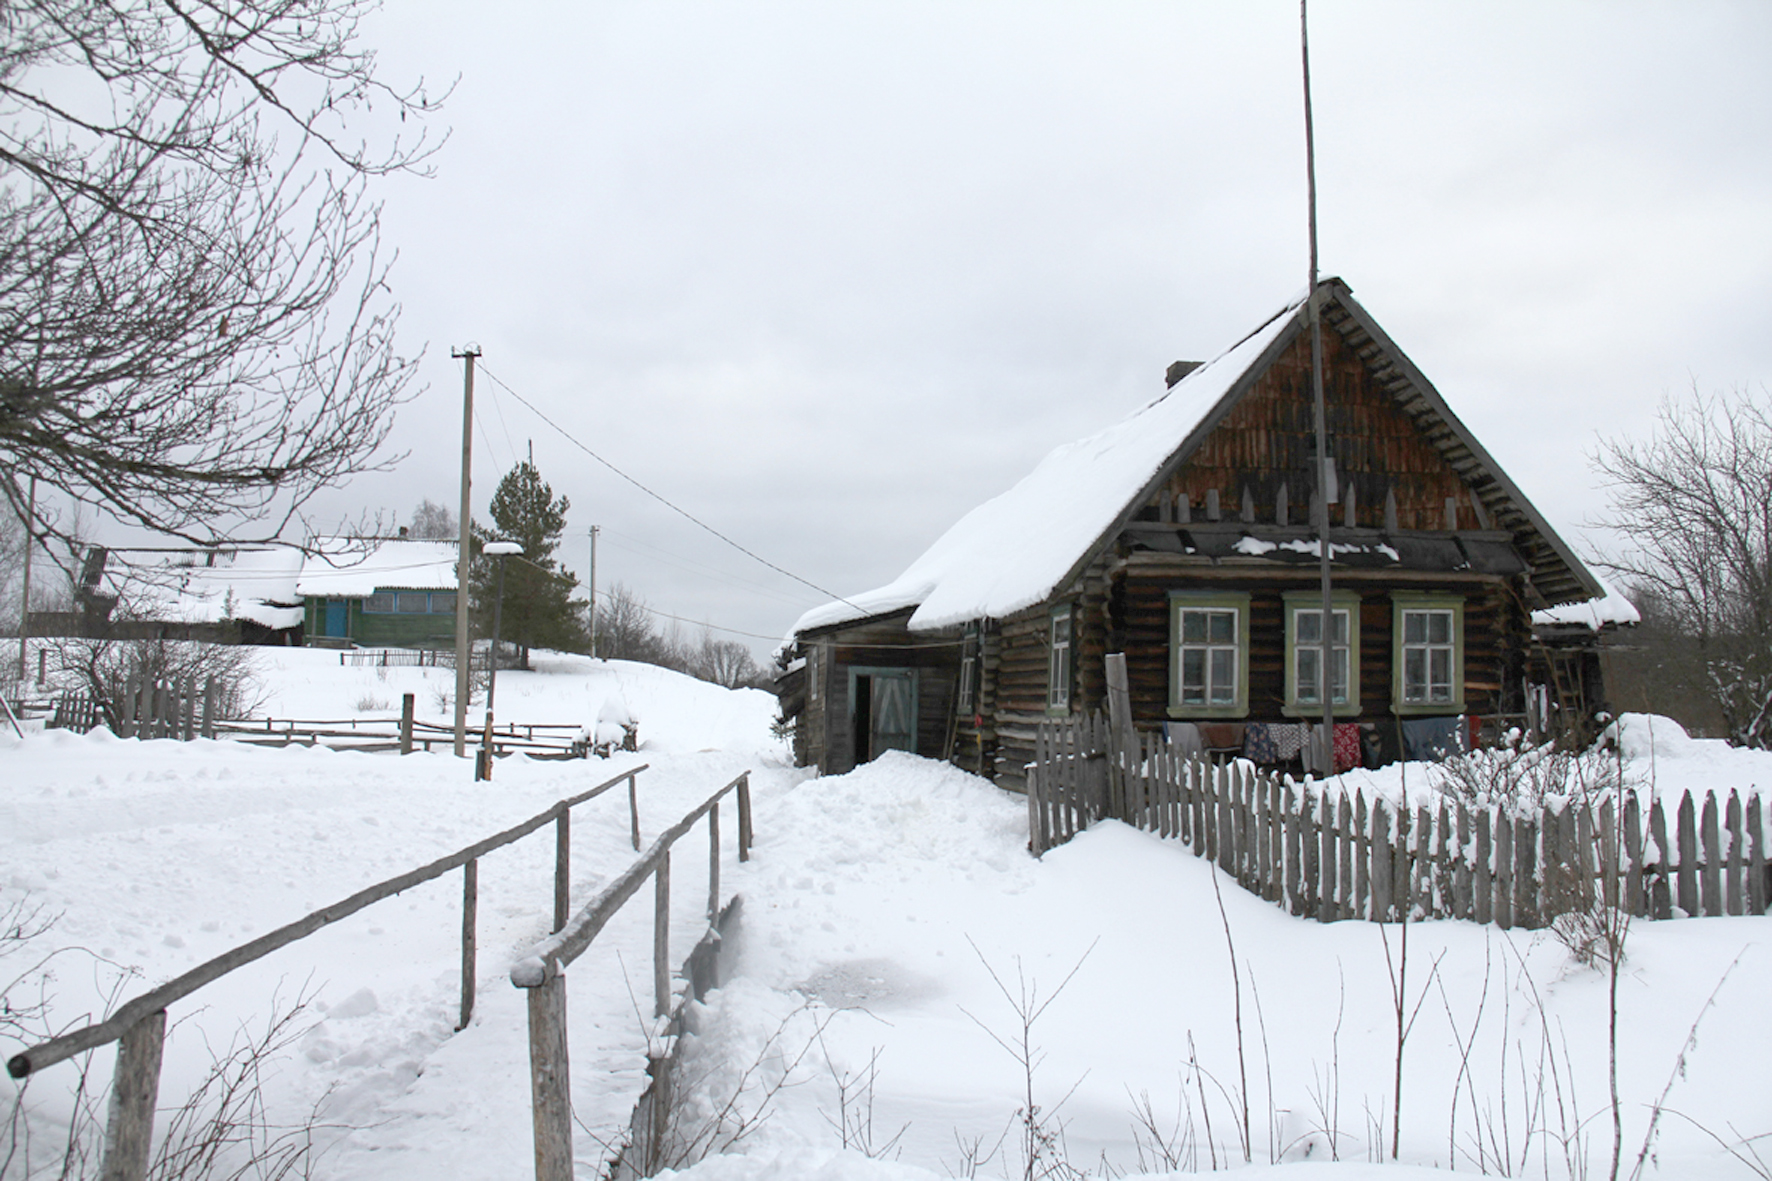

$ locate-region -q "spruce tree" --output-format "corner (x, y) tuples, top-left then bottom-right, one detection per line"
(470, 461), (587, 668)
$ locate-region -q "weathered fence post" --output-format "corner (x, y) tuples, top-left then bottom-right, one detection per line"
(1301, 786), (1320, 919)
(459, 858), (478, 1031)
(1494, 813), (1514, 930)
(1624, 791), (1645, 917)
(630, 772), (645, 852)
(654, 851), (672, 1019)
(1700, 793), (1722, 917)
(737, 772), (752, 862)
(526, 962), (573, 1181)
(1474, 806), (1491, 925)
(1676, 792), (1697, 916)
(1105, 655), (1132, 822)
(554, 808), (571, 934)
(201, 676), (217, 740)
(100, 1008), (167, 1181)
(1353, 791), (1370, 921)
(1648, 795), (1673, 919)
(1516, 813), (1539, 928)
(399, 693), (415, 755)
(1371, 798), (1393, 923)
(1724, 791), (1743, 917)
(708, 801), (722, 921)
(1749, 793), (1766, 917)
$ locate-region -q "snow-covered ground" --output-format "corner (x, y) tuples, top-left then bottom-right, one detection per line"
(3, 648), (1769, 1180)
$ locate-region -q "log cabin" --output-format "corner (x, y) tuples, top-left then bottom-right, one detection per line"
(776, 278), (1618, 788)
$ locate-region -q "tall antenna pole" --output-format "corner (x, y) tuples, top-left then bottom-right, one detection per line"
(1302, 0), (1336, 776)
(451, 345), (481, 758)
(587, 525), (599, 658)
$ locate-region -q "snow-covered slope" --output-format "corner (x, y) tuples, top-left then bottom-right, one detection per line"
(4, 649), (1768, 1180)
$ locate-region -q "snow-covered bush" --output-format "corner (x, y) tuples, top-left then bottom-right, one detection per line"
(1429, 729), (1633, 814)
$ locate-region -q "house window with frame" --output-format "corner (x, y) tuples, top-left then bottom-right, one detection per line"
(1168, 591), (1250, 717)
(1392, 594), (1464, 712)
(363, 592), (395, 613)
(1284, 591), (1361, 716)
(1047, 607), (1072, 713)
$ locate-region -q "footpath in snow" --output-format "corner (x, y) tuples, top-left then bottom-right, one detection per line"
(4, 648), (1770, 1180)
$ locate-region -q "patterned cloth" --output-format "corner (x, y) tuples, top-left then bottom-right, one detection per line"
(1165, 722), (1204, 758)
(1242, 722), (1278, 763)
(1333, 722), (1362, 773)
(1270, 722), (1309, 760)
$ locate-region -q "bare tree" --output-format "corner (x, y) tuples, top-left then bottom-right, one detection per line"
(690, 626), (761, 689)
(0, 1), (446, 554)
(408, 498), (458, 540)
(1593, 384), (1772, 746)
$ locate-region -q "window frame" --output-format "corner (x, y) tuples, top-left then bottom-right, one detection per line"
(1046, 605), (1073, 715)
(362, 592), (396, 613)
(1167, 590), (1250, 719)
(1391, 592), (1465, 714)
(1283, 590), (1362, 717)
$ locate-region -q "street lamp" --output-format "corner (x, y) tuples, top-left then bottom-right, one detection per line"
(478, 539), (521, 781)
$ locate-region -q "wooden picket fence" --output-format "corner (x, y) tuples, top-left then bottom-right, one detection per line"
(1028, 713), (1771, 926)
(43, 676), (222, 740)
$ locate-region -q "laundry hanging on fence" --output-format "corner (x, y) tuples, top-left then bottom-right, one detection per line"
(1164, 722), (1204, 758)
(1197, 722), (1245, 751)
(1270, 722), (1309, 761)
(1242, 722), (1278, 763)
(1402, 715), (1465, 760)
(1333, 722), (1362, 773)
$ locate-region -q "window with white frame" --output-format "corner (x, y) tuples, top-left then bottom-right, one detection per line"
(1168, 591), (1250, 717)
(1047, 607), (1072, 713)
(1284, 591), (1361, 715)
(1392, 594), (1464, 712)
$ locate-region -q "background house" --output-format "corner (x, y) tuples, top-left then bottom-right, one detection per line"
(25, 545), (306, 645)
(296, 538), (459, 649)
(779, 278), (1620, 787)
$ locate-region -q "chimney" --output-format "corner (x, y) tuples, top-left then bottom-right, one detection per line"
(1166, 360), (1203, 388)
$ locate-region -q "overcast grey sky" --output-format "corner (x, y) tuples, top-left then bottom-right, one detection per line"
(297, 1), (1771, 654)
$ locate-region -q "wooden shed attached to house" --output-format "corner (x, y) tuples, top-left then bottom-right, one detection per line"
(778, 278), (1617, 788)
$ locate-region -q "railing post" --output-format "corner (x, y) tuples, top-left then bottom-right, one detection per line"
(100, 1008), (166, 1181)
(708, 803), (721, 922)
(628, 773), (642, 851)
(459, 858), (478, 1031)
(737, 773), (752, 862)
(399, 693), (414, 755)
(554, 809), (571, 933)
(525, 962), (573, 1181)
(654, 850), (672, 1019)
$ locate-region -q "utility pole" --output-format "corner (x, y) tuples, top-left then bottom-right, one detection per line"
(1302, 0), (1336, 777)
(14, 476), (35, 682)
(587, 525), (599, 658)
(451, 345), (480, 758)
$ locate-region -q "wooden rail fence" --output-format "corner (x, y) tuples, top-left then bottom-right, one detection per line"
(7, 764), (652, 1181)
(1028, 713), (1770, 926)
(511, 771), (754, 1181)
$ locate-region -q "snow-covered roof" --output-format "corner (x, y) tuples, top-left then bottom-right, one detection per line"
(108, 547), (306, 630)
(792, 279), (1604, 639)
(295, 538), (458, 598)
(792, 294), (1303, 637)
(1531, 577), (1640, 630)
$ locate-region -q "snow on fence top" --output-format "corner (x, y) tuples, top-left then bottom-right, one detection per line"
(295, 537), (459, 598)
(791, 292), (1305, 637)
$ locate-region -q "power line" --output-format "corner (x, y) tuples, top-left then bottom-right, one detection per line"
(492, 550), (785, 642)
(476, 363), (863, 614)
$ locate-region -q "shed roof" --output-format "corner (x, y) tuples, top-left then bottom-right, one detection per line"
(793, 279), (1603, 638)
